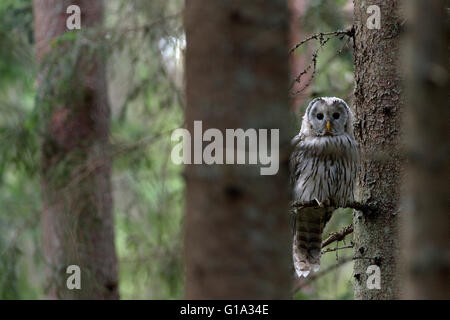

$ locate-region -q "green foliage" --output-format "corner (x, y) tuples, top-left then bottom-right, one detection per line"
(0, 0), (43, 299)
(0, 0), (37, 178)
(0, 0), (33, 84)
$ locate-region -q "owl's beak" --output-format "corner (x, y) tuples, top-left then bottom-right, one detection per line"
(326, 121), (331, 132)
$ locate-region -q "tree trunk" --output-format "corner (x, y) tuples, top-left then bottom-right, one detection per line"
(184, 0), (292, 299)
(402, 0), (450, 299)
(352, 0), (403, 299)
(33, 0), (119, 299)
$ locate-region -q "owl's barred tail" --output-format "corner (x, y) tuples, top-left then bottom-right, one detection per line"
(293, 207), (331, 278)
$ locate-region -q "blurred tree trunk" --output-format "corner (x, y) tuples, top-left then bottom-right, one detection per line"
(184, 0), (292, 299)
(402, 0), (450, 299)
(33, 0), (119, 299)
(352, 0), (403, 299)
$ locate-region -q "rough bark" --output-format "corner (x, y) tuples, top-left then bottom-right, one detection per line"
(33, 0), (119, 299)
(184, 0), (292, 299)
(402, 0), (450, 299)
(352, 0), (403, 299)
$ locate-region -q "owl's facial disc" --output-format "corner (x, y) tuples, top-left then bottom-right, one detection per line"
(309, 101), (348, 136)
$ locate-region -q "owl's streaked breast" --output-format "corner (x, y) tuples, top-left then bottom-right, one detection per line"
(291, 134), (359, 207)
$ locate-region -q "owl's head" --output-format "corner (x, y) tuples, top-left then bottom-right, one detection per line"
(300, 97), (355, 138)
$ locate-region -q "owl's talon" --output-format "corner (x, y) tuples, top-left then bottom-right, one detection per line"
(314, 198), (324, 207)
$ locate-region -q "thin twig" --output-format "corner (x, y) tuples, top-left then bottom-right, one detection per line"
(316, 36), (351, 74)
(321, 244), (353, 254)
(321, 224), (354, 249)
(288, 28), (355, 96)
(289, 29), (353, 54)
(289, 51), (318, 95)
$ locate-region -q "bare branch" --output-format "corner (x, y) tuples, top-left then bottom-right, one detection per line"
(288, 27), (355, 96)
(289, 51), (318, 96)
(322, 224), (354, 249)
(322, 244), (354, 254)
(289, 29), (354, 55)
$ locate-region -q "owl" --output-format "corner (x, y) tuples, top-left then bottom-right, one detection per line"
(290, 97), (359, 277)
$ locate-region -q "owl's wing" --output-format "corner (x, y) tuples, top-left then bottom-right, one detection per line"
(289, 133), (306, 186)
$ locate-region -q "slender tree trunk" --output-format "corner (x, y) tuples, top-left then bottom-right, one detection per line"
(184, 0), (292, 299)
(402, 0), (450, 299)
(33, 0), (119, 299)
(352, 0), (403, 299)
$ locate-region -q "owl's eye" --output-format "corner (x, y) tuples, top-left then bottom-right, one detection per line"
(316, 113), (324, 120)
(332, 112), (340, 119)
